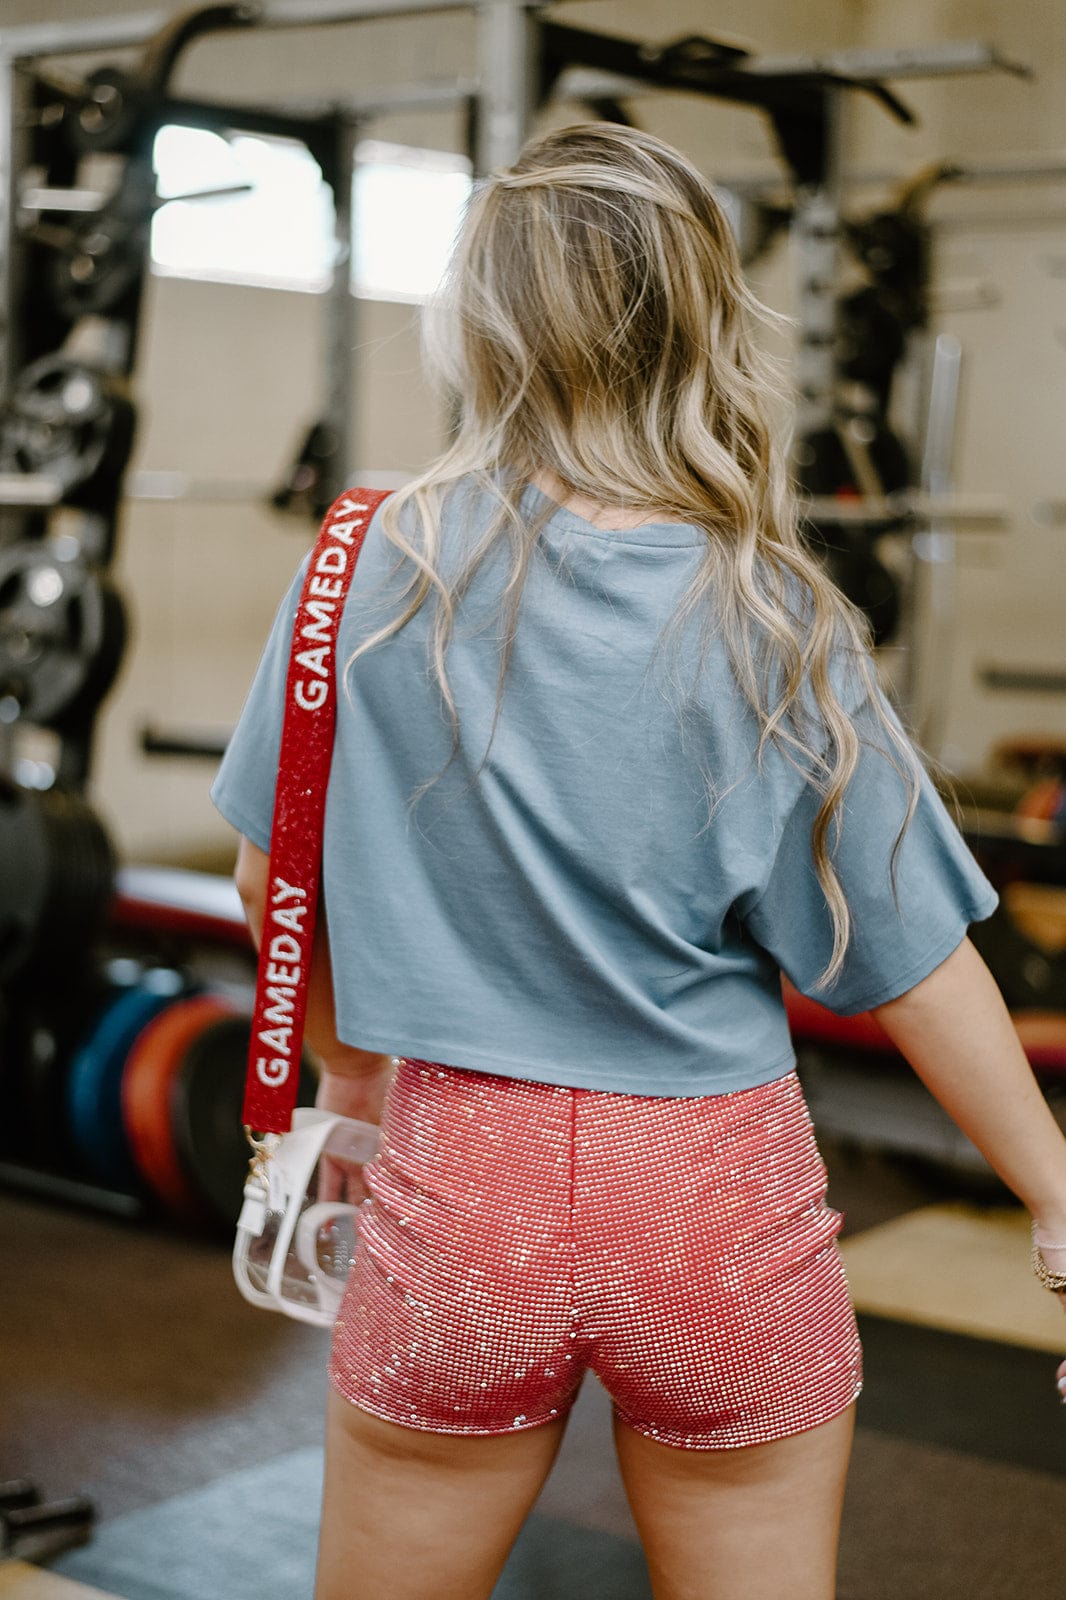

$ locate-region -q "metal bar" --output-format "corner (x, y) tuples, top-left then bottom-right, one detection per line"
(715, 154), (1066, 198)
(910, 332), (963, 760)
(474, 0), (535, 175)
(19, 184), (108, 213)
(0, 0), (477, 61)
(321, 111), (359, 506)
(748, 41), (1031, 81)
(979, 666), (1066, 695)
(121, 468), (411, 500)
(789, 85), (844, 436)
(0, 57), (33, 407)
(802, 494), (1007, 527)
(0, 474), (63, 507)
(159, 94), (333, 148)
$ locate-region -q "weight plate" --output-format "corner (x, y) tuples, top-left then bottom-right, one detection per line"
(17, 970), (113, 1170)
(71, 66), (146, 156)
(66, 974), (184, 1189)
(3, 355), (136, 513)
(0, 776), (50, 984)
(0, 544), (125, 728)
(121, 994), (235, 1226)
(172, 1015), (318, 1227)
(50, 211), (147, 321)
(21, 790), (116, 986)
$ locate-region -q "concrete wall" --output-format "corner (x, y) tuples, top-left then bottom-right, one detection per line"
(4, 0), (1063, 861)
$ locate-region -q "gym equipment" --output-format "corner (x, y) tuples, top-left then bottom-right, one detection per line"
(0, 779), (114, 985)
(967, 905), (1066, 1012)
(175, 1013), (319, 1226)
(0, 1488), (95, 1563)
(1, 355), (136, 513)
(270, 419), (345, 523)
(66, 970), (186, 1189)
(3, 968), (112, 1171)
(111, 864), (251, 949)
(48, 194), (150, 322)
(68, 4), (259, 157)
(0, 541), (127, 729)
(121, 992), (238, 1226)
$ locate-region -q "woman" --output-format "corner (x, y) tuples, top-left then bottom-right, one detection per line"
(212, 123), (1066, 1600)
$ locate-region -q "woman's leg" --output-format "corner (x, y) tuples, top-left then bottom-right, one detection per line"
(613, 1399), (857, 1600)
(313, 1386), (569, 1600)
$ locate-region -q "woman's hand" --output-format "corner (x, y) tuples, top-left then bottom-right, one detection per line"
(314, 1052), (397, 1204)
(315, 1052), (397, 1124)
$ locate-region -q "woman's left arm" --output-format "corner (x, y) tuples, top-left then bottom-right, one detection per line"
(234, 836), (396, 1125)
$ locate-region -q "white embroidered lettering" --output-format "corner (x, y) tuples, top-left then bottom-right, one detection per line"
(256, 1056), (290, 1088)
(259, 1025), (292, 1055)
(301, 600), (335, 644)
(309, 574), (343, 599)
(273, 904), (306, 933)
(295, 645), (329, 677)
(294, 679), (327, 710)
(268, 933), (300, 964)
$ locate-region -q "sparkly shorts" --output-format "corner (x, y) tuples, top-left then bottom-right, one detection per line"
(328, 1059), (863, 1451)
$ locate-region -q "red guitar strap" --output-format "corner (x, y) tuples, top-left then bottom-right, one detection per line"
(242, 486), (393, 1134)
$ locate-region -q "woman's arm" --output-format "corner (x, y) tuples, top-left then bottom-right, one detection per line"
(870, 934), (1066, 1267)
(234, 836), (395, 1124)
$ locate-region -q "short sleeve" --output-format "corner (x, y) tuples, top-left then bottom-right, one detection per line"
(209, 553), (310, 851)
(738, 687), (1000, 1015)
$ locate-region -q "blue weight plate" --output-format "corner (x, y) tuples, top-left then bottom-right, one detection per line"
(66, 976), (183, 1189)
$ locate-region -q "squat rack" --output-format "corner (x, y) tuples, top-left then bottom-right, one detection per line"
(0, 0), (1037, 777)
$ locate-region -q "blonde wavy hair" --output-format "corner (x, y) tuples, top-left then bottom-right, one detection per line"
(344, 120), (933, 996)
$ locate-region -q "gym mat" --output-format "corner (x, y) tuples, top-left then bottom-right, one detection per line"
(46, 1448), (654, 1600)
(43, 1416), (1066, 1600)
(856, 1313), (1065, 1475)
(838, 1201), (1066, 1351)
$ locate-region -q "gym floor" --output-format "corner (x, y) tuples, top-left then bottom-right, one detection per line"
(3, 1122), (1064, 1600)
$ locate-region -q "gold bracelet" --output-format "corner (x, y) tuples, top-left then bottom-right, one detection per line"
(1031, 1221), (1066, 1292)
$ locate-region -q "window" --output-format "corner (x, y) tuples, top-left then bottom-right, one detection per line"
(150, 125), (472, 302)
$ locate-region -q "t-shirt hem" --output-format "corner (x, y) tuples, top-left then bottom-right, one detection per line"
(330, 1028), (799, 1098)
(210, 784), (271, 854)
(828, 892), (999, 1016)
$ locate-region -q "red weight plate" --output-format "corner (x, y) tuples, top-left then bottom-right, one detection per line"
(1012, 1010), (1066, 1078)
(782, 979), (897, 1053)
(121, 993), (238, 1224)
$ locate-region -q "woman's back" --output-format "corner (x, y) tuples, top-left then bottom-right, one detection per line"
(213, 470), (995, 1094)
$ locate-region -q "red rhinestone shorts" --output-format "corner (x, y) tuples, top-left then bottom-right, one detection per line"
(328, 1059), (863, 1450)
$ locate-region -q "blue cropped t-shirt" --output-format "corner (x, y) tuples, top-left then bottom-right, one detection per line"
(211, 475), (999, 1096)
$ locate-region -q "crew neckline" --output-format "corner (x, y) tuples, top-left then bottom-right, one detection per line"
(519, 479), (703, 548)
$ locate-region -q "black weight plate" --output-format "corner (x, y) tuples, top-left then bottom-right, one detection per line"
(171, 1015), (317, 1227)
(0, 776), (50, 983)
(3, 356), (136, 513)
(51, 213), (147, 321)
(0, 544), (107, 726)
(16, 969), (113, 1170)
(71, 66), (145, 155)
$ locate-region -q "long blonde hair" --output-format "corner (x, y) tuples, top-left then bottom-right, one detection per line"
(345, 121), (933, 997)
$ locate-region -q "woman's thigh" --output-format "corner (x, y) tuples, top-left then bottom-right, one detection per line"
(612, 1397), (857, 1600)
(315, 1386), (569, 1600)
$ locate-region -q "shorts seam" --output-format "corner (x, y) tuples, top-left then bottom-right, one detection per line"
(327, 1372), (572, 1436)
(609, 1374), (864, 1451)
